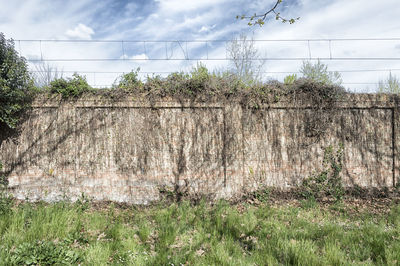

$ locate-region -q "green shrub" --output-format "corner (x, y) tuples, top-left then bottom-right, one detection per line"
(114, 68), (144, 91)
(48, 73), (94, 98)
(0, 33), (36, 129)
(300, 144), (344, 202)
(188, 63), (210, 92)
(300, 60), (342, 86)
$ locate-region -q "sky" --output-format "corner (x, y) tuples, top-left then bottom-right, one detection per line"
(1, 0), (400, 92)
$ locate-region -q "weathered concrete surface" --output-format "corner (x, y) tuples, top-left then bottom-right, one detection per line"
(0, 94), (398, 204)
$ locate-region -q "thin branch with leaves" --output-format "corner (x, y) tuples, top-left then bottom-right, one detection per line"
(237, 0), (300, 26)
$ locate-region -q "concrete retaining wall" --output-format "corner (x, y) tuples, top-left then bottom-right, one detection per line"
(0, 94), (398, 204)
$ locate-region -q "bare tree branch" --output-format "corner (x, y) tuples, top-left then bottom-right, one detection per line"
(237, 0), (300, 26)
(226, 34), (265, 85)
(33, 62), (63, 88)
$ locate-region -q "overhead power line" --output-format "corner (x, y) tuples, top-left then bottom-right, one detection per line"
(26, 57), (400, 62)
(30, 69), (400, 74)
(14, 38), (400, 42)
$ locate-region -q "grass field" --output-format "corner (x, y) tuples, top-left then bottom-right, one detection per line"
(0, 196), (399, 265)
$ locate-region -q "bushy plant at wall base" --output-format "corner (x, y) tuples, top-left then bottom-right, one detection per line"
(48, 73), (95, 98)
(0, 33), (36, 130)
(300, 144), (345, 202)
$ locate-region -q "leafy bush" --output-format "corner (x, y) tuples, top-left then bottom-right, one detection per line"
(300, 144), (344, 202)
(113, 67), (144, 91)
(48, 73), (95, 98)
(300, 60), (342, 86)
(0, 33), (36, 129)
(187, 63), (211, 93)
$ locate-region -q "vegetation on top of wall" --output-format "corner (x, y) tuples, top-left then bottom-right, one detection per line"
(46, 73), (96, 98)
(300, 60), (342, 86)
(106, 63), (347, 107)
(112, 67), (143, 91)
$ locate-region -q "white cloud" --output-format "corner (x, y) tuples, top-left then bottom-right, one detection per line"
(65, 23), (95, 40)
(131, 53), (149, 60)
(199, 24), (216, 33)
(120, 53), (149, 60)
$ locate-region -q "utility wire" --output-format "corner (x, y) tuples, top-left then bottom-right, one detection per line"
(25, 57), (400, 62)
(30, 69), (400, 74)
(14, 38), (400, 42)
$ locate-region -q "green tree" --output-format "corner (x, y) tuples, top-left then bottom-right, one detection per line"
(0, 33), (35, 129)
(300, 60), (342, 86)
(378, 72), (400, 94)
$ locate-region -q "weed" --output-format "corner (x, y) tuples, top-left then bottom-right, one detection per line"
(252, 188), (270, 203)
(75, 192), (90, 211)
(284, 74), (297, 85)
(137, 222), (151, 243)
(8, 240), (81, 265)
(300, 197), (318, 209)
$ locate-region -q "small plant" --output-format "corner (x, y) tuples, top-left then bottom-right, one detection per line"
(300, 197), (318, 209)
(9, 240), (81, 265)
(252, 188), (270, 203)
(284, 74), (297, 85)
(300, 143), (344, 202)
(48, 73), (95, 98)
(75, 192), (90, 211)
(137, 222), (151, 242)
(114, 67), (143, 91)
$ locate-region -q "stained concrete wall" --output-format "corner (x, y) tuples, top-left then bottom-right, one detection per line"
(0, 94), (398, 204)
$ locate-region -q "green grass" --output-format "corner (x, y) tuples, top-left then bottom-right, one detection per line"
(0, 199), (399, 265)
